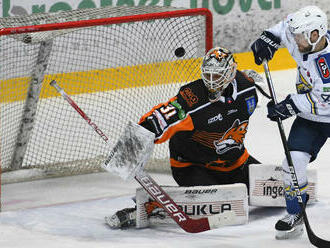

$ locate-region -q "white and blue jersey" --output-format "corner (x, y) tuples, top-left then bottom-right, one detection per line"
(268, 18), (330, 123)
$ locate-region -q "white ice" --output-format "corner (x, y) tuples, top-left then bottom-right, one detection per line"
(1, 68), (330, 248)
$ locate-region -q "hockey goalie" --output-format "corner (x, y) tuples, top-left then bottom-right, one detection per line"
(103, 46), (266, 229)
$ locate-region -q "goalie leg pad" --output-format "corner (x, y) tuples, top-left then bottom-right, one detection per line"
(136, 184), (248, 229)
(102, 121), (155, 180)
(249, 164), (317, 207)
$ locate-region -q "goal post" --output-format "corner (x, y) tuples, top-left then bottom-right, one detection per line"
(0, 6), (213, 191)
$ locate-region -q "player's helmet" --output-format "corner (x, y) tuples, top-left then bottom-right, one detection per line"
(287, 6), (328, 51)
(201, 47), (237, 102)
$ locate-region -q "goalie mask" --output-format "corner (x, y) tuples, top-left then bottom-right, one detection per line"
(201, 47), (237, 102)
(287, 6), (328, 52)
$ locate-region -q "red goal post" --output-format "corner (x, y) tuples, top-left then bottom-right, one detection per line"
(0, 6), (213, 198)
(0, 8), (212, 43)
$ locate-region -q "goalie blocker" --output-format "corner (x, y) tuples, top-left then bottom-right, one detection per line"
(102, 121), (155, 180)
(135, 164), (317, 228)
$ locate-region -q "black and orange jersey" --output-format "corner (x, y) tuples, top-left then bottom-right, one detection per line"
(139, 70), (258, 172)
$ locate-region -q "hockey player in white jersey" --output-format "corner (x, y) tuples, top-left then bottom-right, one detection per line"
(251, 6), (330, 240)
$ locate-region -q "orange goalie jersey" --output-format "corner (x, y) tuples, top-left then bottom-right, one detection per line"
(139, 70), (258, 172)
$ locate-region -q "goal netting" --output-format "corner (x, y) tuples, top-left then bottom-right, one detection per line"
(0, 6), (212, 185)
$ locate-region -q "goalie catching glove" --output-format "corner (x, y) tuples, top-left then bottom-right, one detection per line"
(267, 95), (300, 121)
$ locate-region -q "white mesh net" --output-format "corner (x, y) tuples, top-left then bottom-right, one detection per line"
(0, 6), (211, 183)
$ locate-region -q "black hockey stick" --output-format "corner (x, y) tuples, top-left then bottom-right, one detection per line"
(254, 83), (271, 99)
(263, 61), (330, 248)
(50, 80), (233, 233)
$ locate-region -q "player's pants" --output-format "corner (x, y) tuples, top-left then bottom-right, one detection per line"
(170, 156), (260, 193)
(283, 117), (330, 214)
(288, 116), (330, 161)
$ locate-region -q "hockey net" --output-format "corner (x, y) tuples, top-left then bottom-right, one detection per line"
(0, 6), (212, 185)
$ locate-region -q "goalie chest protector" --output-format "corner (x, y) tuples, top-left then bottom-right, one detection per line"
(168, 70), (258, 169)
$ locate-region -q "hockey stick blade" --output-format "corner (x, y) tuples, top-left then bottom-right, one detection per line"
(50, 80), (234, 233)
(263, 62), (330, 248)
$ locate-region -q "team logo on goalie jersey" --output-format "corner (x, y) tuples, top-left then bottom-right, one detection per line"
(245, 96), (256, 115)
(213, 119), (248, 154)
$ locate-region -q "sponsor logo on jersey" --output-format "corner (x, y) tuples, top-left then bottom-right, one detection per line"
(180, 87), (198, 107)
(323, 87), (330, 92)
(170, 100), (186, 120)
(245, 96), (256, 115)
(213, 119), (248, 154)
(208, 113), (223, 124)
(227, 109), (238, 115)
(315, 54), (330, 83)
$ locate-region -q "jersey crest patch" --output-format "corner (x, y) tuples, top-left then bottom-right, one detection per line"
(245, 96), (256, 115)
(315, 53), (330, 83)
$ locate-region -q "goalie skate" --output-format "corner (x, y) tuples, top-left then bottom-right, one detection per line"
(275, 212), (304, 240)
(105, 207), (137, 229)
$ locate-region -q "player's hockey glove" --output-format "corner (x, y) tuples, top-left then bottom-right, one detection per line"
(267, 95), (300, 121)
(251, 31), (281, 65)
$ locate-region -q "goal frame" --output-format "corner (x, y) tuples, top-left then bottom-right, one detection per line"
(0, 8), (213, 52)
(0, 7), (213, 211)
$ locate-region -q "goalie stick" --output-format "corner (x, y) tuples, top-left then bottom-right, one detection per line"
(263, 62), (330, 248)
(50, 80), (233, 233)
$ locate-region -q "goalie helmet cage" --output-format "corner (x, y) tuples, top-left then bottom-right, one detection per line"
(0, 5), (213, 205)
